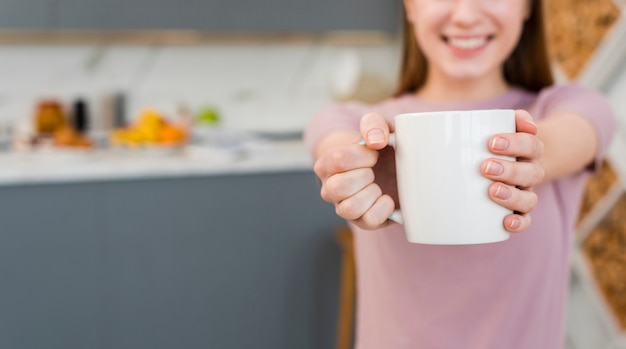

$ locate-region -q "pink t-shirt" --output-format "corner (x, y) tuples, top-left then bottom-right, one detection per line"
(304, 84), (615, 349)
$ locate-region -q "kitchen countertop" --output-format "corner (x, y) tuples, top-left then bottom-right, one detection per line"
(0, 139), (313, 186)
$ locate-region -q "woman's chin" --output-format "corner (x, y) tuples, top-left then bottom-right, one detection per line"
(441, 67), (493, 83)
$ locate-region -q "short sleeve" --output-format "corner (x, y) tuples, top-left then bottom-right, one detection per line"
(535, 84), (617, 172)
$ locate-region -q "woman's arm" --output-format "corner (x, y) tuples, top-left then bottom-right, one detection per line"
(536, 111), (599, 183)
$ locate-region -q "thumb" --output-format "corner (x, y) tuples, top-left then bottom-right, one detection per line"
(360, 112), (391, 150)
(515, 109), (538, 135)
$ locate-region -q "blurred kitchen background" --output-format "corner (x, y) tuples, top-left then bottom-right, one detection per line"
(0, 1), (625, 349)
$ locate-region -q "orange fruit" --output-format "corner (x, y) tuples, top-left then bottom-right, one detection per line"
(159, 125), (186, 144)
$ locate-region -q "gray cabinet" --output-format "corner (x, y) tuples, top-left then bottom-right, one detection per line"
(0, 171), (345, 349)
(0, 0), (400, 32)
(0, 0), (51, 29)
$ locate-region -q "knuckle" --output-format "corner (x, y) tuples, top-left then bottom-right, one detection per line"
(360, 211), (380, 229)
(520, 190), (538, 213)
(336, 201), (360, 221)
(506, 162), (519, 181)
(516, 163), (541, 188)
(521, 177), (534, 189)
(324, 176), (343, 198)
(363, 168), (376, 184)
(528, 139), (540, 159)
(535, 139), (545, 157)
(320, 186), (332, 203)
(369, 182), (383, 197)
(517, 176), (531, 189)
(313, 159), (325, 178)
(524, 163), (544, 187)
(330, 147), (356, 171)
(360, 195), (392, 228)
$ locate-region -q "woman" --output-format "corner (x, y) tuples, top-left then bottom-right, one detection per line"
(305, 0), (616, 348)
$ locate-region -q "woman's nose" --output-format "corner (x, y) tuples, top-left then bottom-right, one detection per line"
(449, 0), (483, 27)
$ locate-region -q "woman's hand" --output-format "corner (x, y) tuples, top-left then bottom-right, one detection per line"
(481, 109), (545, 233)
(313, 113), (396, 230)
(315, 110), (544, 233)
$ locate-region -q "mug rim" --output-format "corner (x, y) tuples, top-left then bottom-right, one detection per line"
(395, 109), (514, 119)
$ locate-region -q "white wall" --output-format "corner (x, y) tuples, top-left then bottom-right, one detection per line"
(0, 40), (400, 135)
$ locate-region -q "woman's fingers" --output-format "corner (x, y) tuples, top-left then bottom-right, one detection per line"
(313, 138), (395, 228)
(313, 112), (396, 230)
(335, 182), (382, 220)
(483, 111), (543, 233)
(489, 182), (538, 214)
(360, 112), (391, 150)
(488, 132), (544, 160)
(488, 182), (536, 233)
(322, 168), (375, 203)
(322, 165), (395, 228)
(504, 212), (531, 233)
(482, 158), (545, 188)
(352, 194), (396, 230)
(515, 109), (538, 135)
(485, 118), (545, 188)
(314, 142), (378, 181)
(329, 177), (395, 229)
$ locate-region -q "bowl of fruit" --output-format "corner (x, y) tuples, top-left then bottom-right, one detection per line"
(109, 109), (188, 155)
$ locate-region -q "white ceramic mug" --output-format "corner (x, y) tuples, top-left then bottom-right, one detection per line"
(387, 109), (515, 245)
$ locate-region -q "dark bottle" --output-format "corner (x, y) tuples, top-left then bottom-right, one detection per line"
(114, 92), (127, 128)
(72, 98), (89, 133)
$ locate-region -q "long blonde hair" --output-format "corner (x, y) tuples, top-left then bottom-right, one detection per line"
(394, 0), (554, 96)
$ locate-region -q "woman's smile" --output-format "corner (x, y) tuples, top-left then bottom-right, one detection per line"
(407, 0), (528, 86)
(443, 35), (493, 50)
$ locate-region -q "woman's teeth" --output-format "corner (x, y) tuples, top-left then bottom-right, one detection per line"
(448, 37), (487, 49)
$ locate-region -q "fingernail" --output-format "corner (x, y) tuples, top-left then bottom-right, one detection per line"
(509, 218), (521, 230)
(367, 129), (385, 144)
(494, 184), (511, 200)
(491, 137), (508, 150)
(485, 161), (504, 176)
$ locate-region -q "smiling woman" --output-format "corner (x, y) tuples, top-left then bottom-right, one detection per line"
(396, 0), (553, 97)
(305, 0), (616, 347)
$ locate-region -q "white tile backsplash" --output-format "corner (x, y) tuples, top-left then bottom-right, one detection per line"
(0, 40), (400, 133)
(0, 45), (96, 93)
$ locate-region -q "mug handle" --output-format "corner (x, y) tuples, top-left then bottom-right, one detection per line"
(358, 135), (403, 224)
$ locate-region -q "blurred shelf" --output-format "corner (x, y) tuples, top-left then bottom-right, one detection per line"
(576, 179), (623, 245)
(0, 30), (395, 45)
(566, 3), (626, 346)
(578, 7), (626, 90)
